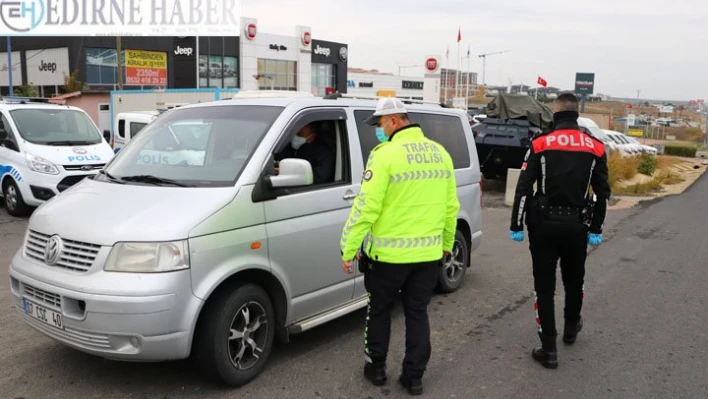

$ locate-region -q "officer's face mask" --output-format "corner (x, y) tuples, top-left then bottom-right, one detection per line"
(375, 127), (387, 143)
(376, 117), (390, 143)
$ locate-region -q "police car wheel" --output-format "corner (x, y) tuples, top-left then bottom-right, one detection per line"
(436, 230), (469, 293)
(194, 283), (275, 387)
(2, 179), (31, 217)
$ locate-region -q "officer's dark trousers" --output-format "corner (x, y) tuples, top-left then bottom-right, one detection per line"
(364, 260), (439, 379)
(528, 219), (587, 338)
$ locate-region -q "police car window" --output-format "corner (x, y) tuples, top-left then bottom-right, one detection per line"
(410, 113), (471, 169)
(104, 105), (283, 187)
(9, 109), (102, 145)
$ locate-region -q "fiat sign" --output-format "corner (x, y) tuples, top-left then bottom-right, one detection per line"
(245, 23), (257, 40)
(302, 32), (312, 46)
(425, 57), (438, 73)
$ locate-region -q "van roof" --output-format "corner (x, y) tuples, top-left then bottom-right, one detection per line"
(173, 96), (467, 117)
(0, 97), (81, 112)
(117, 110), (160, 116)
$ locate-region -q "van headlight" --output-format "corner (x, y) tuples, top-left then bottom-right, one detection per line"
(105, 241), (190, 273)
(26, 154), (59, 175)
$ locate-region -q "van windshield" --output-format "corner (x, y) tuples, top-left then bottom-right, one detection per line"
(10, 108), (102, 145)
(102, 105), (283, 187)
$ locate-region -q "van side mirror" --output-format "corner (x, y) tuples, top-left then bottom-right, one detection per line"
(103, 130), (111, 142)
(269, 158), (313, 188)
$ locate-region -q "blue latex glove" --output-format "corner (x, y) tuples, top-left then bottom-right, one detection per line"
(510, 230), (524, 242)
(588, 233), (603, 246)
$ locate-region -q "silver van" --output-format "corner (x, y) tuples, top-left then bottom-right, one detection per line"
(8, 95), (483, 386)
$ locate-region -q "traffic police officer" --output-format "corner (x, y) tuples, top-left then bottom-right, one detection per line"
(340, 98), (459, 395)
(510, 93), (611, 369)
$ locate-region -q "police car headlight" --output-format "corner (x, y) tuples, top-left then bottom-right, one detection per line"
(105, 241), (190, 273)
(26, 154), (59, 175)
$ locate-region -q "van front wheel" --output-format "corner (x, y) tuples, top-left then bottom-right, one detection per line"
(436, 230), (469, 293)
(2, 179), (31, 217)
(194, 283), (275, 387)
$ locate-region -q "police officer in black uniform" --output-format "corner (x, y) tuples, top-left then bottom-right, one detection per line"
(509, 93), (611, 369)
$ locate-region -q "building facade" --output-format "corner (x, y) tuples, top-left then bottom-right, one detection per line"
(0, 19), (348, 96)
(346, 69), (426, 100)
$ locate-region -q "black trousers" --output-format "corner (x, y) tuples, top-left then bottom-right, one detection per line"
(363, 260), (439, 379)
(528, 219), (587, 337)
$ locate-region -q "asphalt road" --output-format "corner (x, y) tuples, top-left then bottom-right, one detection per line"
(1, 175), (707, 399)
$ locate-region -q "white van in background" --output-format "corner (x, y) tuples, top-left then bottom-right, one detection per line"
(0, 97), (115, 216)
(111, 111), (159, 152)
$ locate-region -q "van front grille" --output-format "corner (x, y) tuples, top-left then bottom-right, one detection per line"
(25, 230), (101, 272)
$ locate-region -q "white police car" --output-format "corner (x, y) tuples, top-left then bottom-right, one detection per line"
(0, 97), (115, 216)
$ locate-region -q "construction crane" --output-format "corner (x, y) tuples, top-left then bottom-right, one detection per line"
(478, 50), (510, 86)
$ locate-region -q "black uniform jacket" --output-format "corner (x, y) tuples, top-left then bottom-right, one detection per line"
(510, 111), (612, 234)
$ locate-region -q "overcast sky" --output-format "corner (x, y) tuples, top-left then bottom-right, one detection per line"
(242, 0), (707, 102)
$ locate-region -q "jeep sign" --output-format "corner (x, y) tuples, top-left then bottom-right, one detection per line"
(313, 45), (331, 57)
(174, 46), (194, 57)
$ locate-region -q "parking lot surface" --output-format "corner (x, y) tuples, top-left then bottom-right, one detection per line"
(2, 176), (707, 398)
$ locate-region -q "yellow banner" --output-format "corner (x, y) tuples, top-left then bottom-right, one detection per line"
(125, 49), (167, 70)
(628, 129), (644, 137)
(377, 90), (396, 97)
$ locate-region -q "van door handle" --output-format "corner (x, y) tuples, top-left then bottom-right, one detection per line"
(343, 192), (357, 200)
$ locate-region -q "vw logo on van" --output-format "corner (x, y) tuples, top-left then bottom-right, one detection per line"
(44, 235), (63, 266)
(72, 147), (88, 155)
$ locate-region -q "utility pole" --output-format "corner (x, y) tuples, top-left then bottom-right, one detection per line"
(116, 36), (124, 90)
(6, 37), (13, 96)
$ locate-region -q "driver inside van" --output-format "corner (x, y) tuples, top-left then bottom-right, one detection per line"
(274, 123), (335, 184)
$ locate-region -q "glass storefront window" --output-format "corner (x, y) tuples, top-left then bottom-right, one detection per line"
(85, 48), (125, 86)
(311, 63), (336, 96)
(199, 55), (238, 88)
(257, 59), (297, 91)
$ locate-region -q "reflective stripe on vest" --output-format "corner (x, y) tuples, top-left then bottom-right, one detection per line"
(389, 169), (452, 184)
(371, 235), (442, 249)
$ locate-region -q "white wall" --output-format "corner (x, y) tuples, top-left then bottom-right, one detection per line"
(346, 72), (425, 98)
(239, 17), (312, 92)
(0, 52), (24, 86)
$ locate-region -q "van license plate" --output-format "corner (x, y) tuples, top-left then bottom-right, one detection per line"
(23, 299), (63, 330)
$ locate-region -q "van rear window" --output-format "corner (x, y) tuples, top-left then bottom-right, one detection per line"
(354, 110), (471, 169)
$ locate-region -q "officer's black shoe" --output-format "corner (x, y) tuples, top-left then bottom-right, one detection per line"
(364, 362), (387, 386)
(563, 317), (583, 345)
(398, 374), (423, 396)
(531, 333), (558, 369)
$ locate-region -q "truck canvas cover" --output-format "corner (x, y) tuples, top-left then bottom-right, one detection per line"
(485, 92), (554, 130)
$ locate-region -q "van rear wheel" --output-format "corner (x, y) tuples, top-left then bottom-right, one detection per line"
(2, 179), (31, 217)
(436, 230), (469, 293)
(194, 283), (275, 387)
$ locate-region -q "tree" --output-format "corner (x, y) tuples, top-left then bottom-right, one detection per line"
(13, 84), (38, 97)
(63, 69), (86, 93)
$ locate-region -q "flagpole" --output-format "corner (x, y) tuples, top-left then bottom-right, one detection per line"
(445, 45), (449, 105)
(456, 27), (460, 101)
(465, 44), (470, 107)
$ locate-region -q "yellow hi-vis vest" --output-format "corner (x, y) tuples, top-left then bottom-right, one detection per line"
(340, 125), (460, 264)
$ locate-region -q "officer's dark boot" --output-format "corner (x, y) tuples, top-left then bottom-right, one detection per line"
(398, 374), (423, 396)
(364, 362), (387, 386)
(563, 317), (583, 345)
(531, 333), (558, 369)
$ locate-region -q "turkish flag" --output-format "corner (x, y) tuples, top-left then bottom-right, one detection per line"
(537, 76), (548, 87)
(457, 27), (461, 43)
